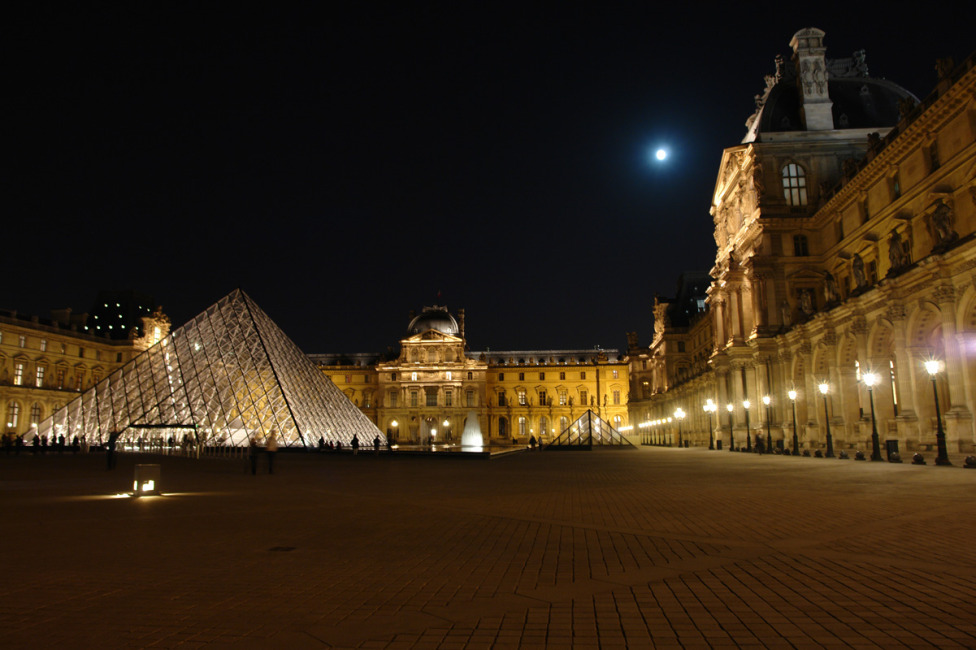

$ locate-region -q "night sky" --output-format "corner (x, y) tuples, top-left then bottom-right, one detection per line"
(7, 4), (973, 354)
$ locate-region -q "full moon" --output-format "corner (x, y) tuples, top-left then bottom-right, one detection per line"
(655, 148), (668, 161)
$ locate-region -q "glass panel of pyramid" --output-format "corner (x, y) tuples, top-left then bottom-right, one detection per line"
(37, 289), (383, 448)
(547, 409), (634, 448)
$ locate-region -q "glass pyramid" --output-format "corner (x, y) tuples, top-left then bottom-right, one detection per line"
(37, 289), (383, 448)
(546, 410), (634, 448)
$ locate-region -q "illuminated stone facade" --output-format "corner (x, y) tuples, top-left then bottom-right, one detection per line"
(630, 29), (976, 455)
(313, 305), (631, 444)
(1, 307), (169, 442)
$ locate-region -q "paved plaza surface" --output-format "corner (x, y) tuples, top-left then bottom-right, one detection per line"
(1, 447), (974, 649)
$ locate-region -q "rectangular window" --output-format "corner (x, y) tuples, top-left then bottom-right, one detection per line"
(518, 417), (527, 436)
(40, 339), (47, 352)
(467, 371), (473, 380)
(19, 335), (26, 348)
(79, 347), (84, 358)
(677, 341), (686, 352)
(539, 372), (545, 380)
(36, 366), (45, 388)
(426, 390), (437, 407)
(517, 389), (527, 406)
(410, 391), (418, 407)
(518, 372), (524, 381)
(446, 371), (452, 381)
(580, 390), (588, 406)
(364, 375), (371, 383)
(116, 353), (122, 362)
(612, 370), (619, 379)
(613, 390), (621, 405)
(75, 370), (84, 390)
(498, 392), (507, 407)
(466, 390), (475, 407)
(56, 368), (66, 389)
(345, 375), (352, 383)
(793, 235), (809, 256)
(445, 390), (453, 406)
(559, 371), (565, 380)
(14, 363), (25, 386)
(538, 390), (547, 406)
(391, 372), (397, 381)
(411, 372), (417, 381)
(580, 371), (586, 380)
(498, 372), (505, 381)
(559, 392), (567, 405)
(389, 391), (398, 408)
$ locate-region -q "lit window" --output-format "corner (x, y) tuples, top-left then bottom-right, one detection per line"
(36, 366), (45, 388)
(518, 389), (527, 406)
(539, 390), (547, 405)
(559, 391), (567, 405)
(613, 390), (621, 405)
(580, 390), (588, 405)
(612, 369), (619, 379)
(13, 363), (25, 386)
(56, 368), (65, 389)
(40, 339), (47, 352)
(446, 371), (452, 381)
(19, 335), (26, 348)
(410, 391), (418, 407)
(7, 401), (20, 428)
(30, 402), (41, 425)
(518, 417), (527, 436)
(445, 391), (453, 406)
(782, 163), (808, 206)
(411, 372), (417, 381)
(466, 390), (475, 407)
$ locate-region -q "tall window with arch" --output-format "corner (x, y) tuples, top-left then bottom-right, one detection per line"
(782, 163), (808, 206)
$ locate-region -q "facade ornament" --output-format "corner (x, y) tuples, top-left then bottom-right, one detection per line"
(932, 285), (956, 305)
(842, 158), (860, 178)
(780, 299), (793, 328)
(799, 289), (814, 316)
(752, 164), (765, 202)
(887, 230), (910, 272)
(824, 272), (840, 304)
(885, 302), (907, 322)
(935, 57), (955, 81)
(850, 315), (868, 335)
(867, 131), (882, 152)
(851, 253), (867, 290)
(930, 199), (958, 248)
(898, 96), (917, 121)
(822, 330), (837, 346)
(799, 340), (813, 355)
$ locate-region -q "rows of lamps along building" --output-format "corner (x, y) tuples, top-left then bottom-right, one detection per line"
(627, 28), (976, 463)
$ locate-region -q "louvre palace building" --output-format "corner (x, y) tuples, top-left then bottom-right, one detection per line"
(310, 305), (630, 445)
(628, 28), (976, 458)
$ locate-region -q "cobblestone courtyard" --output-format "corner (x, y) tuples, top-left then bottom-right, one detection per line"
(1, 447), (974, 648)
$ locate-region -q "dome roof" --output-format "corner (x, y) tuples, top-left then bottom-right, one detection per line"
(407, 305), (459, 336)
(754, 77), (914, 136)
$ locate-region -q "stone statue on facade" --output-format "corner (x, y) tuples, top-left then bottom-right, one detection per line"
(824, 272), (840, 304)
(930, 200), (957, 248)
(851, 253), (867, 289)
(887, 230), (909, 272)
(935, 57), (955, 80)
(799, 290), (814, 316)
(780, 299), (793, 328)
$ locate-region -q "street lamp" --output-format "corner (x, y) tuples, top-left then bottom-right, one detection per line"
(924, 360), (951, 466)
(743, 400), (752, 452)
(762, 395), (772, 454)
(667, 416), (673, 446)
(726, 403), (735, 451)
(818, 382), (834, 457)
(674, 408), (686, 447)
(862, 372), (883, 461)
(703, 400), (716, 450)
(788, 389), (799, 455)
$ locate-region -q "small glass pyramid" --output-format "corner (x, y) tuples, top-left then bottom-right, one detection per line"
(546, 409), (634, 448)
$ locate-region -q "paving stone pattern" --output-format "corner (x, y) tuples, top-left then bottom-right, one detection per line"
(1, 448), (974, 648)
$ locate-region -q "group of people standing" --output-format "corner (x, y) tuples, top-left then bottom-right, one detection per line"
(248, 432), (278, 474)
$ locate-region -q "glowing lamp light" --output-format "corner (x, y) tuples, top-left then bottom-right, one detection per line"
(788, 389), (797, 401)
(924, 360), (942, 376)
(655, 148), (667, 161)
(391, 419), (398, 428)
(863, 372), (880, 388)
(762, 395), (770, 406)
(443, 419), (450, 427)
(674, 408), (686, 420)
(726, 403), (733, 412)
(818, 382), (829, 396)
(742, 400), (751, 410)
(133, 464), (160, 497)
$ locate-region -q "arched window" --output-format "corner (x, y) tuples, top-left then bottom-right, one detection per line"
(6, 401), (21, 429)
(30, 403), (42, 425)
(559, 416), (569, 433)
(518, 416), (527, 436)
(612, 415), (623, 430)
(539, 416), (548, 437)
(782, 163), (807, 206)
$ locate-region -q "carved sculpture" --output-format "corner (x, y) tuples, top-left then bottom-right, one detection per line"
(851, 253), (867, 289)
(824, 272), (840, 304)
(930, 200), (957, 247)
(799, 290), (814, 316)
(780, 299), (792, 328)
(887, 230), (909, 271)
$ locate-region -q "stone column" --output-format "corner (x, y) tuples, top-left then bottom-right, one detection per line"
(934, 285), (974, 447)
(888, 303), (919, 446)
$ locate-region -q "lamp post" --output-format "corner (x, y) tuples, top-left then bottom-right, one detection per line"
(818, 382), (834, 457)
(924, 360), (951, 466)
(674, 408), (685, 447)
(726, 403), (735, 451)
(762, 395), (772, 454)
(667, 416), (673, 446)
(391, 419), (399, 443)
(862, 372), (883, 461)
(788, 389), (799, 455)
(703, 400), (716, 450)
(743, 400), (752, 452)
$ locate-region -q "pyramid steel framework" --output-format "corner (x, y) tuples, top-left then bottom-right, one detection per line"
(546, 410), (635, 449)
(37, 289), (383, 448)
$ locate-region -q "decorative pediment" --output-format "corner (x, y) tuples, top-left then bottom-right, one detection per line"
(405, 330), (462, 344)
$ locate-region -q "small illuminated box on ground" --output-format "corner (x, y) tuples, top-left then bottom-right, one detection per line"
(133, 464), (161, 496)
